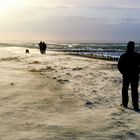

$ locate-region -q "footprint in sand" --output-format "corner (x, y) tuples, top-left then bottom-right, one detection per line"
(84, 100), (93, 109)
(29, 61), (41, 64)
(57, 79), (70, 84)
(72, 67), (83, 71)
(10, 82), (15, 86)
(126, 131), (140, 140)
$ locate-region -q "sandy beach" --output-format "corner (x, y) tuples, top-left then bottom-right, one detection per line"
(0, 47), (140, 140)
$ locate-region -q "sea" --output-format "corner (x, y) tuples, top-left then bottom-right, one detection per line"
(1, 41), (140, 60)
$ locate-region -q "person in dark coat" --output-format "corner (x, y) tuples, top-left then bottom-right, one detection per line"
(118, 41), (140, 110)
(39, 41), (43, 54)
(39, 41), (47, 54)
(42, 42), (47, 54)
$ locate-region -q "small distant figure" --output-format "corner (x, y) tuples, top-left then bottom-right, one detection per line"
(118, 41), (140, 111)
(39, 41), (43, 53)
(42, 42), (47, 54)
(26, 49), (29, 53)
(39, 41), (47, 54)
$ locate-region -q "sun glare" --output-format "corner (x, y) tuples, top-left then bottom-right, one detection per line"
(0, 0), (18, 11)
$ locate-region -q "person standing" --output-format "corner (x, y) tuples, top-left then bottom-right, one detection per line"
(39, 41), (43, 54)
(42, 42), (47, 54)
(118, 41), (140, 110)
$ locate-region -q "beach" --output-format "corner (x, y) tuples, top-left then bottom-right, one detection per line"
(0, 47), (140, 140)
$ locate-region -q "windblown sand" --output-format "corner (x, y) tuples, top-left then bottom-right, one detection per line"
(0, 47), (140, 140)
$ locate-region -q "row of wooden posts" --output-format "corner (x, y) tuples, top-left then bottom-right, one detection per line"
(69, 52), (119, 61)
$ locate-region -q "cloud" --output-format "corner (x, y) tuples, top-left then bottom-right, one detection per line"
(1, 0), (140, 41)
(76, 4), (140, 11)
(98, 5), (140, 10)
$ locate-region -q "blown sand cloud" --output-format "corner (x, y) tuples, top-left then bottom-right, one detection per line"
(0, 47), (140, 139)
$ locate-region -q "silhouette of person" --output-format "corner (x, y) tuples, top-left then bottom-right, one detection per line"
(118, 41), (140, 110)
(39, 41), (43, 54)
(42, 42), (47, 54)
(39, 41), (47, 54)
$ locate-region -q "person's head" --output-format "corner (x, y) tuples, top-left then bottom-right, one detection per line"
(126, 41), (135, 53)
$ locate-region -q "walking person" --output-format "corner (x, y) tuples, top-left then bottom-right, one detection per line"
(39, 41), (43, 54)
(42, 42), (47, 54)
(118, 41), (140, 110)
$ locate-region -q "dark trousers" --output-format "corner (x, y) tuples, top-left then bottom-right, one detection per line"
(122, 75), (139, 109)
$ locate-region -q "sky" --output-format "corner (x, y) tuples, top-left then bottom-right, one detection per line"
(0, 0), (140, 42)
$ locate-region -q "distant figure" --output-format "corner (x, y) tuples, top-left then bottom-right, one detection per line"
(39, 41), (47, 54)
(26, 49), (29, 53)
(42, 42), (47, 54)
(39, 41), (43, 54)
(118, 41), (140, 110)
